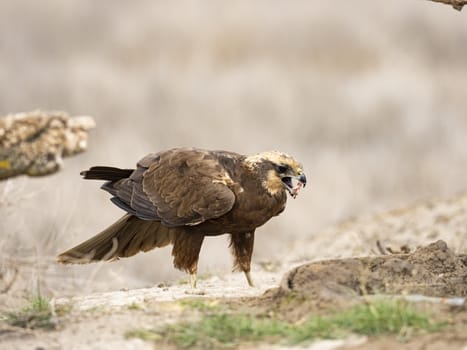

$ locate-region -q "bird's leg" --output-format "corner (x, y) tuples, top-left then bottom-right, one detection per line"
(230, 231), (255, 287)
(244, 271), (254, 288)
(172, 232), (205, 289)
(189, 264), (198, 289)
(190, 273), (197, 289)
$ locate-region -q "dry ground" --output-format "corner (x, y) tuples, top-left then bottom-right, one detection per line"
(1, 195), (466, 349)
(1, 1), (467, 349)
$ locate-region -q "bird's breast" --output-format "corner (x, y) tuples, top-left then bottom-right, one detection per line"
(231, 188), (286, 228)
(187, 187), (286, 236)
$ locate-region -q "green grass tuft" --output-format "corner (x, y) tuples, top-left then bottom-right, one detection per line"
(127, 302), (143, 311)
(290, 299), (443, 344)
(330, 298), (441, 336)
(164, 314), (287, 349)
(5, 294), (55, 330)
(179, 299), (223, 313)
(127, 298), (444, 349)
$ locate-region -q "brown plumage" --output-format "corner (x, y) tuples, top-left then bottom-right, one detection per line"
(57, 148), (306, 287)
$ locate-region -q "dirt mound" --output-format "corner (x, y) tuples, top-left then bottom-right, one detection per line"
(261, 241), (467, 320)
(282, 240), (467, 299)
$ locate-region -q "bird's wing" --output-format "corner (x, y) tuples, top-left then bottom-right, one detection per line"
(141, 148), (236, 227)
(107, 148), (236, 227)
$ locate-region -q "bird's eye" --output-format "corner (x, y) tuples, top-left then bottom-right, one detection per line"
(277, 165), (288, 173)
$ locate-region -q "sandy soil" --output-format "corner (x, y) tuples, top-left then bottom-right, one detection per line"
(1, 195), (466, 350)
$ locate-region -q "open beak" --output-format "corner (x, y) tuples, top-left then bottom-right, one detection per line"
(282, 173), (307, 198)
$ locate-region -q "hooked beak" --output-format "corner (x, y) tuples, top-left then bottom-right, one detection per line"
(282, 172), (307, 198)
(298, 173), (307, 187)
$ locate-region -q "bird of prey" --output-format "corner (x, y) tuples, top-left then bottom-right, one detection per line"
(57, 148), (306, 288)
(0, 110), (95, 180)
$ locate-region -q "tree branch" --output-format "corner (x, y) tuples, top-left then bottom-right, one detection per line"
(428, 0), (467, 11)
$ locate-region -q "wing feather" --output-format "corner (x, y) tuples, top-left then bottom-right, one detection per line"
(142, 148), (236, 227)
(104, 148), (236, 226)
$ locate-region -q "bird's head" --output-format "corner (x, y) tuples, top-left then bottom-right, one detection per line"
(245, 151), (306, 198)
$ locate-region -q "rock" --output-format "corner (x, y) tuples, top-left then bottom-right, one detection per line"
(280, 240), (467, 299)
(0, 110), (95, 180)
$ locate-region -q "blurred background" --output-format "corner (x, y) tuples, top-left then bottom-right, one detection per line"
(1, 0), (466, 296)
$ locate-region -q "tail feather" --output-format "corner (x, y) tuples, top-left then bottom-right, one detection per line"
(80, 166), (134, 181)
(57, 214), (174, 264)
